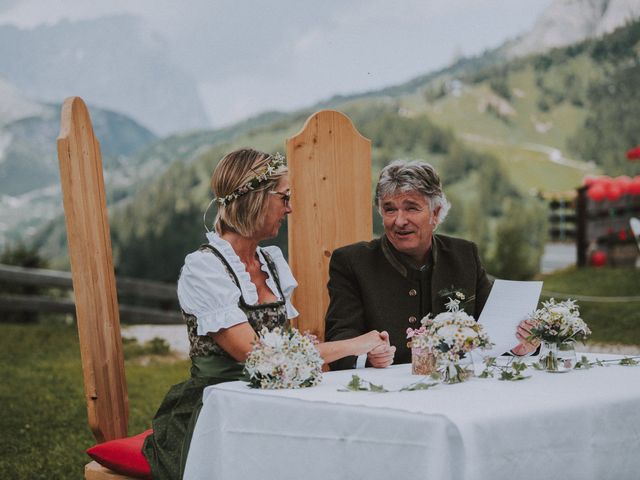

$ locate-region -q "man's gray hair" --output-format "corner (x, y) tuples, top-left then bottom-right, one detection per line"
(375, 159), (451, 225)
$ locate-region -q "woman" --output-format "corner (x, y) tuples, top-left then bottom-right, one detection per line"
(143, 148), (390, 479)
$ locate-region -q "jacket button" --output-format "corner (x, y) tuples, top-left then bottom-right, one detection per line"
(408, 316), (417, 323)
(409, 289), (417, 296)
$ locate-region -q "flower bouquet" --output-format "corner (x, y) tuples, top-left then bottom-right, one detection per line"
(407, 325), (436, 375)
(408, 298), (492, 383)
(244, 326), (323, 389)
(528, 299), (590, 372)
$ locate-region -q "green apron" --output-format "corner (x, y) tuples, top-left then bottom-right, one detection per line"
(142, 245), (288, 480)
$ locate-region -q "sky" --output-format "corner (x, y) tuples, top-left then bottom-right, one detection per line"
(0, 0), (554, 127)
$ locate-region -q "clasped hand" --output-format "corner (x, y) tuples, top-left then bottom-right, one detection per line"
(367, 330), (395, 368)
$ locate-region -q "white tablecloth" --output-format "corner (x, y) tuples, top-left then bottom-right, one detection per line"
(184, 354), (640, 480)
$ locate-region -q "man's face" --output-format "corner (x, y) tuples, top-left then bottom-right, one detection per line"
(380, 190), (440, 264)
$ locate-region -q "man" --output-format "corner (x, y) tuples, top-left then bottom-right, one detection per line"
(325, 160), (536, 370)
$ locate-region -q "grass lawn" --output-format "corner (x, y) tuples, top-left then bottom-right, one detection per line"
(463, 140), (594, 195)
(538, 266), (640, 345)
(0, 323), (189, 480)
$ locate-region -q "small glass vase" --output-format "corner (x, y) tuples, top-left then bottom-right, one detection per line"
(539, 341), (577, 372)
(411, 347), (437, 375)
(437, 354), (474, 384)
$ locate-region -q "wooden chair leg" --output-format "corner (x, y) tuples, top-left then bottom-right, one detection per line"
(85, 461), (138, 480)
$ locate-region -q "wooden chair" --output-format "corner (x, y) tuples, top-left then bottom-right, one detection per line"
(57, 97), (136, 480)
(287, 110), (372, 339)
(58, 99), (372, 478)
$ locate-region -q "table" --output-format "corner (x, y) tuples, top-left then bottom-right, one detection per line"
(184, 354), (640, 480)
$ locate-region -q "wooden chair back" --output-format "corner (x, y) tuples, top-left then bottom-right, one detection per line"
(287, 110), (372, 340)
(57, 96), (129, 444)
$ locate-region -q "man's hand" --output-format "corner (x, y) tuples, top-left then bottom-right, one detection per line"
(511, 318), (540, 356)
(367, 331), (396, 368)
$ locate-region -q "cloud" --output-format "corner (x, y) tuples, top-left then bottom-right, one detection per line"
(0, 0), (554, 127)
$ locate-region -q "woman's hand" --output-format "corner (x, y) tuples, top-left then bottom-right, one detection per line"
(351, 330), (386, 356)
(367, 331), (396, 368)
(317, 330), (395, 366)
(511, 318), (540, 356)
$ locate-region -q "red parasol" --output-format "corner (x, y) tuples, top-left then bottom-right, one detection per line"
(627, 146), (640, 160)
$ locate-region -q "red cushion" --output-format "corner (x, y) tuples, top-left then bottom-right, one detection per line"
(86, 429), (153, 479)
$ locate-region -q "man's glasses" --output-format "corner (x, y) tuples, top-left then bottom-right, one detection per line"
(269, 189), (291, 207)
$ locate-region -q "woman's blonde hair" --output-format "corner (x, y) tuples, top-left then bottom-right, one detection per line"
(211, 148), (288, 237)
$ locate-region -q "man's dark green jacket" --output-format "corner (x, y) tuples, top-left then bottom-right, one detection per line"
(325, 234), (493, 370)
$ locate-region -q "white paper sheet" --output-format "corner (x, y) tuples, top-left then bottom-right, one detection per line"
(476, 279), (542, 357)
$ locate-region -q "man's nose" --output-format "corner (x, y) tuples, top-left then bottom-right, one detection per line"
(394, 210), (408, 226)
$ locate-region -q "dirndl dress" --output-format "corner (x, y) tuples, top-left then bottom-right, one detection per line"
(142, 245), (289, 480)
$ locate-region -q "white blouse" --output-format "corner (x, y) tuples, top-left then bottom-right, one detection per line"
(177, 232), (299, 336)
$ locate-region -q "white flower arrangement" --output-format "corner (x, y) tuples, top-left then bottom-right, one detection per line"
(244, 326), (323, 389)
(407, 298), (492, 363)
(528, 298), (591, 344)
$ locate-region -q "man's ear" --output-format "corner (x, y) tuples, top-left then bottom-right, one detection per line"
(431, 206), (442, 225)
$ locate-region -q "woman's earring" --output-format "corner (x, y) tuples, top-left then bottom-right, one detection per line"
(203, 198), (216, 233)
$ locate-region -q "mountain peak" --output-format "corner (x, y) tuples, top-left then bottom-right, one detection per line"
(506, 0), (640, 57)
(0, 76), (47, 127)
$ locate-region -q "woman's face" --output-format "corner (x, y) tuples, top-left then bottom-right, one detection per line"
(255, 176), (292, 241)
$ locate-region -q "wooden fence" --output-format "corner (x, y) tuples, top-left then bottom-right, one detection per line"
(0, 263), (181, 324)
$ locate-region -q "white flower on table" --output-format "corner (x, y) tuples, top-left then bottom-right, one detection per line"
(261, 330), (285, 350)
(245, 326), (323, 389)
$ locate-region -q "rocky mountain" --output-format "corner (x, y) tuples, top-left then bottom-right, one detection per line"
(0, 15), (208, 135)
(0, 77), (45, 126)
(0, 78), (158, 246)
(505, 0), (640, 57)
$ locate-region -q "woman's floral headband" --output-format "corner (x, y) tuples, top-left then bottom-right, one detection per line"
(215, 152), (287, 207)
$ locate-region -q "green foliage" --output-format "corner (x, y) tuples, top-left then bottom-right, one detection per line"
(619, 357), (640, 367)
(489, 76), (511, 100)
(440, 143), (497, 185)
(423, 82), (448, 102)
(359, 111), (455, 157)
(533, 55), (553, 72)
(339, 374), (440, 393)
(0, 244), (49, 323)
(477, 159), (520, 217)
(0, 242), (48, 269)
(0, 323), (189, 479)
(575, 355), (640, 368)
(399, 380), (439, 391)
(110, 157), (216, 282)
(122, 336), (172, 358)
(498, 361), (529, 381)
(589, 20), (640, 63)
(574, 355), (595, 369)
(486, 198), (547, 280)
(338, 374), (388, 393)
(569, 62), (640, 174)
(479, 357), (530, 380)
